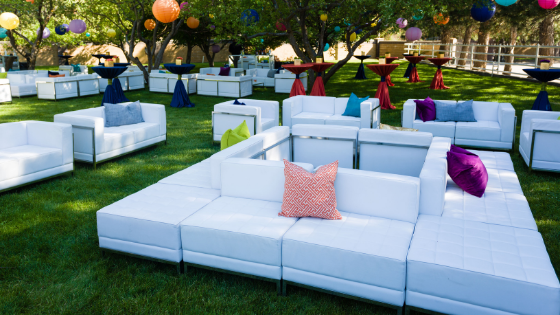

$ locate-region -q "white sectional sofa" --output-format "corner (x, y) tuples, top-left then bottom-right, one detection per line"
(7, 71), (48, 97)
(36, 74), (100, 100)
(212, 99), (279, 141)
(54, 102), (166, 169)
(95, 125), (559, 314)
(197, 75), (253, 98)
(99, 71), (145, 92)
(0, 121), (74, 193)
(149, 71), (197, 94)
(402, 99), (516, 150)
(59, 65), (89, 76)
(0, 78), (12, 103)
(283, 95), (381, 130)
(519, 110), (560, 172)
(199, 67), (244, 77)
(275, 72), (308, 94)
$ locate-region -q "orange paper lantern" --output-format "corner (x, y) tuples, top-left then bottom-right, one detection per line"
(433, 13), (449, 25)
(152, 0), (180, 24)
(26, 0), (34, 3)
(187, 17), (199, 29)
(144, 19), (156, 30)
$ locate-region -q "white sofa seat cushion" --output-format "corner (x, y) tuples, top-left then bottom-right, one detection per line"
(407, 215), (560, 315)
(283, 211), (414, 292)
(180, 196), (298, 267)
(10, 84), (37, 96)
(158, 159), (212, 189)
(292, 112), (331, 125)
(292, 124), (359, 139)
(97, 184), (220, 262)
(261, 118), (276, 131)
(455, 120), (501, 142)
(413, 120), (456, 140)
(443, 171), (537, 230)
(324, 115), (361, 128)
(103, 122), (160, 153)
(469, 150), (514, 171)
(0, 145), (62, 181)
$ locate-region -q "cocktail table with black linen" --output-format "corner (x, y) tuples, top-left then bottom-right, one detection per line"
(164, 63), (196, 108)
(92, 66), (129, 106)
(522, 68), (560, 111)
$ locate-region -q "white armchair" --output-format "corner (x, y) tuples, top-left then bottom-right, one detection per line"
(246, 69), (277, 87)
(0, 121), (74, 192)
(519, 110), (560, 172)
(0, 79), (11, 103)
(54, 103), (167, 169)
(212, 99), (279, 142)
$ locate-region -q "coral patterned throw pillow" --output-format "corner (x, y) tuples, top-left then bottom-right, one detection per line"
(279, 160), (341, 220)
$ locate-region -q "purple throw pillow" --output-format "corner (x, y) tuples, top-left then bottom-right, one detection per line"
(447, 145), (488, 198)
(219, 66), (230, 76)
(414, 97), (436, 122)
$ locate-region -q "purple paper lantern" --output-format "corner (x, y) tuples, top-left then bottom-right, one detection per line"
(69, 19), (86, 34)
(36, 27), (50, 39)
(210, 25), (215, 30)
(211, 44), (220, 53)
(538, 0), (560, 9)
(396, 18), (408, 28)
(406, 27), (422, 41)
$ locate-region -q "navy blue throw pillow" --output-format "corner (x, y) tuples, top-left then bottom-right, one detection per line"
(233, 99), (246, 105)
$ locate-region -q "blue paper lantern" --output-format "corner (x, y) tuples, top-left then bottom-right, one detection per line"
(260, 38), (264, 43)
(495, 0), (517, 5)
(334, 26), (340, 32)
(55, 25), (67, 35)
(355, 29), (362, 34)
(0, 28), (7, 39)
(85, 32), (91, 37)
(471, 1), (496, 22)
(323, 43), (330, 51)
(413, 9), (424, 20)
(241, 9), (259, 26)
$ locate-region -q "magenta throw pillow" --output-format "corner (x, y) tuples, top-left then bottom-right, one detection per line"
(218, 66), (230, 76)
(447, 145), (488, 198)
(414, 97), (436, 122)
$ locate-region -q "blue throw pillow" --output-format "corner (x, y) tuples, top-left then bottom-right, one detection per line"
(455, 100), (476, 122)
(233, 99), (246, 105)
(104, 101), (145, 127)
(342, 93), (369, 117)
(434, 101), (457, 122)
(71, 64), (81, 72)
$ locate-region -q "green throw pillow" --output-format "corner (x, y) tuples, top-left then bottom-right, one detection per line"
(558, 116), (560, 120)
(221, 120), (251, 150)
(0, 73), (7, 79)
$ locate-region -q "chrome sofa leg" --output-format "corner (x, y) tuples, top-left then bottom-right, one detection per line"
(281, 280), (287, 296)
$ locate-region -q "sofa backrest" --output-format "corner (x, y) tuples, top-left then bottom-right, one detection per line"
(334, 98), (350, 115)
(0, 122), (27, 149)
(210, 137), (264, 189)
(358, 129), (433, 177)
(6, 73), (26, 85)
(62, 107), (105, 120)
(302, 96), (336, 114)
(220, 158), (313, 202)
(335, 168), (420, 224)
(240, 99), (279, 119)
(470, 101), (499, 122)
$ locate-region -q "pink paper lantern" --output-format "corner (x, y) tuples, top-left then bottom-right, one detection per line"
(180, 2), (189, 11)
(211, 44), (220, 53)
(405, 27), (422, 41)
(538, 0), (560, 9)
(396, 18), (407, 28)
(69, 19), (86, 34)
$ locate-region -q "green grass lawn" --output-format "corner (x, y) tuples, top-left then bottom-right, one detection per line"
(2, 61), (559, 314)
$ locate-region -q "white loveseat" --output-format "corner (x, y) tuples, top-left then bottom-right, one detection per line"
(519, 110), (560, 172)
(275, 72), (308, 94)
(199, 67), (244, 77)
(59, 65), (89, 76)
(0, 121), (74, 192)
(402, 99), (516, 150)
(283, 95), (381, 130)
(212, 99), (279, 141)
(246, 68), (281, 87)
(54, 102), (166, 169)
(149, 71), (197, 94)
(7, 71), (48, 97)
(36, 74), (100, 100)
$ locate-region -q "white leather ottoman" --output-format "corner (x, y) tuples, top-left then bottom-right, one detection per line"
(469, 150), (515, 171)
(406, 215), (560, 315)
(158, 159), (212, 189)
(97, 183), (220, 270)
(292, 124), (359, 169)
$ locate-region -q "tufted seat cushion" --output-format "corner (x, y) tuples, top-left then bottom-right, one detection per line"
(412, 119), (456, 141)
(407, 215), (560, 315)
(292, 112), (331, 125)
(469, 149), (514, 171)
(97, 183), (220, 263)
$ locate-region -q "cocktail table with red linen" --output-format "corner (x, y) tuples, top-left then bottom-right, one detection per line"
(366, 64), (399, 110)
(385, 57), (399, 87)
(309, 63), (333, 96)
(282, 64), (313, 97)
(428, 58), (453, 90)
(404, 56), (425, 83)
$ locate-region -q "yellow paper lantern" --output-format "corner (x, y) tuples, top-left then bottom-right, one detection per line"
(152, 0), (180, 24)
(209, 14), (214, 18)
(320, 14), (327, 21)
(0, 12), (20, 30)
(144, 19), (156, 30)
(349, 32), (356, 41)
(187, 17), (199, 29)
(107, 29), (116, 37)
(371, 22), (377, 27)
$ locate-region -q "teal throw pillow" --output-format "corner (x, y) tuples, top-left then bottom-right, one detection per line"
(71, 64), (81, 72)
(342, 93), (369, 117)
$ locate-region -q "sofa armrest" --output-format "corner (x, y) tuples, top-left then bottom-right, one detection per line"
(25, 121), (74, 165)
(282, 97), (303, 129)
(214, 104), (261, 134)
(402, 100), (417, 128)
(137, 102), (166, 137)
(360, 99), (381, 129)
(419, 157), (448, 216)
(521, 110), (560, 134)
(498, 103), (516, 143)
(243, 99), (279, 126)
(53, 114), (104, 156)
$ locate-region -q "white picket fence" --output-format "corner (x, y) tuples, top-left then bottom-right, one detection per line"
(405, 42), (560, 79)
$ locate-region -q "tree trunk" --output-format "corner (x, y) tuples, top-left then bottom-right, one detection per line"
(458, 25), (475, 66)
(186, 44), (194, 64)
(503, 25), (517, 75)
(473, 21), (491, 71)
(439, 27), (452, 54)
(539, 13), (555, 65)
